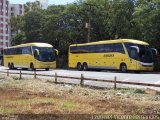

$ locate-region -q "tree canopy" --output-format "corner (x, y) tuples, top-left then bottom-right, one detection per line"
(10, 0), (160, 55)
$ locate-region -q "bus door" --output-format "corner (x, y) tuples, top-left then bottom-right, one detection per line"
(127, 46), (138, 70)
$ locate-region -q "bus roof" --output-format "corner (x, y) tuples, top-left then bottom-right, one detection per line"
(5, 43), (53, 49)
(70, 39), (149, 46)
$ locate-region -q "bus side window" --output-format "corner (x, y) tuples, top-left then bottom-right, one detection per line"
(22, 47), (32, 54)
(70, 46), (80, 53)
(9, 48), (14, 55)
(86, 45), (96, 53)
(70, 46), (88, 53)
(113, 43), (125, 54)
(96, 44), (104, 52)
(16, 48), (22, 54)
(104, 44), (113, 52)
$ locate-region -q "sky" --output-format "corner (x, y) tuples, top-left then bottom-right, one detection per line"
(10, 0), (76, 5)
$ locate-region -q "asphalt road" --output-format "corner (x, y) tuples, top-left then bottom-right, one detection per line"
(0, 66), (160, 91)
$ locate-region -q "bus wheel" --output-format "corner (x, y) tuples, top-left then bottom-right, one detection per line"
(45, 68), (49, 71)
(83, 63), (88, 71)
(8, 63), (11, 69)
(120, 64), (127, 73)
(77, 63), (82, 71)
(11, 63), (14, 70)
(30, 63), (35, 71)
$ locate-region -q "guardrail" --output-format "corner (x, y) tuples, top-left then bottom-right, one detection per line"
(0, 70), (160, 89)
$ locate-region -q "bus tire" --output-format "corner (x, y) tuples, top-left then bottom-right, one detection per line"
(120, 63), (127, 73)
(45, 68), (49, 71)
(30, 63), (35, 71)
(8, 63), (11, 69)
(11, 63), (14, 70)
(77, 63), (82, 71)
(83, 63), (88, 71)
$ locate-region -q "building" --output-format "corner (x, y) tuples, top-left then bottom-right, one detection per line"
(9, 4), (24, 36)
(0, 0), (10, 54)
(0, 0), (24, 55)
(35, 0), (48, 9)
(10, 4), (24, 17)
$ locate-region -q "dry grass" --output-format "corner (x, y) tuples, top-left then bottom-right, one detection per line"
(0, 74), (159, 115)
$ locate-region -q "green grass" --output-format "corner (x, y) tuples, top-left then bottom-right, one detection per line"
(2, 98), (80, 112)
(10, 99), (32, 106)
(61, 101), (79, 110)
(0, 108), (16, 114)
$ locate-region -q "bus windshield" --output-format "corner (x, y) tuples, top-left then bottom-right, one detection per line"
(32, 46), (55, 62)
(124, 43), (153, 63)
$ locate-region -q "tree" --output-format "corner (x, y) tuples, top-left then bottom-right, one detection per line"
(133, 0), (160, 47)
(23, 11), (45, 43)
(10, 15), (24, 45)
(41, 5), (69, 54)
(12, 0), (160, 55)
(11, 33), (26, 46)
(10, 16), (24, 34)
(24, 1), (41, 12)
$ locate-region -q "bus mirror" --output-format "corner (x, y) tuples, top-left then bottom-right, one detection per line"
(130, 46), (139, 53)
(34, 49), (40, 56)
(151, 48), (158, 56)
(54, 49), (58, 56)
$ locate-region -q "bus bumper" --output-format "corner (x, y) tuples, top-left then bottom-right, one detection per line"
(137, 62), (154, 71)
(36, 61), (56, 69)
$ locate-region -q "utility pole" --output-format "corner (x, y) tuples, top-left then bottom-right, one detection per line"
(85, 19), (91, 43)
(85, 3), (94, 43)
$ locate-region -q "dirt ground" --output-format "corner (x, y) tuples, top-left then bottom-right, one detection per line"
(0, 74), (160, 119)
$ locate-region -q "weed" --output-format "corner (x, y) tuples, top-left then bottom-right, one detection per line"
(134, 89), (145, 94)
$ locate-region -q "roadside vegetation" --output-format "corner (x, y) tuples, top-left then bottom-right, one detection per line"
(0, 74), (159, 115)
(11, 0), (160, 54)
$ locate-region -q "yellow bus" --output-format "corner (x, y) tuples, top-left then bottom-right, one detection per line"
(69, 39), (156, 72)
(3, 43), (58, 70)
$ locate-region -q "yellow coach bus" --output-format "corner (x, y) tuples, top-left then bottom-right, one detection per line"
(69, 39), (156, 72)
(3, 43), (58, 70)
